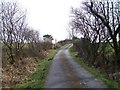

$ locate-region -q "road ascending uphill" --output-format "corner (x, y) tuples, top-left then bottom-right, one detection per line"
(45, 44), (107, 88)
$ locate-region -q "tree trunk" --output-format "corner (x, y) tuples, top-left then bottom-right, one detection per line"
(9, 47), (14, 64)
(112, 36), (120, 70)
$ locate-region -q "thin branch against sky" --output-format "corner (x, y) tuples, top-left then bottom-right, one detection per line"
(2, 0), (83, 41)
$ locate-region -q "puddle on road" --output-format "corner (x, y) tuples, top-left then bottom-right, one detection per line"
(60, 52), (84, 88)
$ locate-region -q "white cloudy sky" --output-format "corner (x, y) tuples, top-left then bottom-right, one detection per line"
(8, 0), (83, 41)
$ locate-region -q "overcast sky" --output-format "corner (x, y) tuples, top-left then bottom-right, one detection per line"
(8, 0), (83, 41)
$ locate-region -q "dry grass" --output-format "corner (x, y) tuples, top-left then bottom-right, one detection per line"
(2, 50), (49, 88)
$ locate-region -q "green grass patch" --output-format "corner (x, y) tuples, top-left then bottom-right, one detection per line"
(12, 48), (59, 89)
(69, 46), (120, 90)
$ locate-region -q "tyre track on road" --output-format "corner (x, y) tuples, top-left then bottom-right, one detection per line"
(60, 52), (83, 88)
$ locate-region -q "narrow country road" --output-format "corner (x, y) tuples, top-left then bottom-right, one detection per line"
(45, 44), (107, 88)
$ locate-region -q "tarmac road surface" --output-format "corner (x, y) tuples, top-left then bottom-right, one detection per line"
(45, 44), (107, 88)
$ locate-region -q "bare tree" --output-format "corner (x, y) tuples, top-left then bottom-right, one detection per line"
(84, 0), (120, 68)
(0, 1), (27, 64)
(70, 7), (103, 65)
(13, 15), (27, 54)
(70, 0), (120, 71)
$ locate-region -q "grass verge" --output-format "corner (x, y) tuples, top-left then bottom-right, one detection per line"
(69, 46), (120, 90)
(12, 48), (59, 89)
